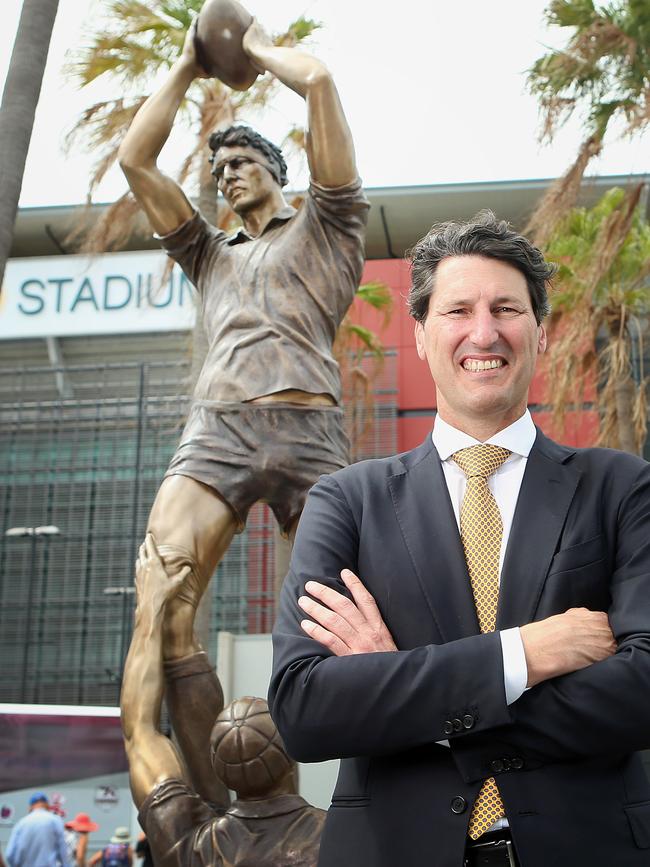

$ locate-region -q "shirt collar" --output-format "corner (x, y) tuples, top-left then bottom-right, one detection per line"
(432, 409), (536, 461)
(225, 794), (310, 818)
(227, 206), (297, 245)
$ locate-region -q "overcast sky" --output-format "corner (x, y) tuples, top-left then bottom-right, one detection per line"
(2, 0), (649, 208)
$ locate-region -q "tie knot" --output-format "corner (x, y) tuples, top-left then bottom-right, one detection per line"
(452, 444), (511, 479)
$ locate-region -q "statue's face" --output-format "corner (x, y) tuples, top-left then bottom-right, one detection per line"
(212, 145), (279, 214)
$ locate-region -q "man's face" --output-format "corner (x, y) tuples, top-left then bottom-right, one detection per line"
(414, 255), (546, 434)
(212, 145), (279, 215)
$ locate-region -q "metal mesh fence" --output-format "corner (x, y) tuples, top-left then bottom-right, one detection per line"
(0, 354), (397, 706)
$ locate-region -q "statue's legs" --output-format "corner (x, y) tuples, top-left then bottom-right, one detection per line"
(147, 473), (237, 659)
(145, 472), (237, 808)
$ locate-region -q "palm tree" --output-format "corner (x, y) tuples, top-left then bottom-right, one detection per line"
(525, 0), (650, 246)
(543, 185), (650, 454)
(0, 0), (60, 291)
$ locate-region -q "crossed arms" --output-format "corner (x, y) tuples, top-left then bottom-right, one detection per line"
(269, 468), (650, 776)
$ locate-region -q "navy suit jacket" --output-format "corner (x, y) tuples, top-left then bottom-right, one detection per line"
(269, 429), (650, 867)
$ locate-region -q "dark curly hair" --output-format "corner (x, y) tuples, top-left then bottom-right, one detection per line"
(208, 124), (288, 187)
(407, 210), (555, 325)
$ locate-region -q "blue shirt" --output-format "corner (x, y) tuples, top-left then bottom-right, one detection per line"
(5, 807), (71, 867)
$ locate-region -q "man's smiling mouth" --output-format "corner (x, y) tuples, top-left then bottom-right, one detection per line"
(461, 358), (505, 372)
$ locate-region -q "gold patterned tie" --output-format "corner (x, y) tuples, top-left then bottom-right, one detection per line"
(452, 444), (511, 840)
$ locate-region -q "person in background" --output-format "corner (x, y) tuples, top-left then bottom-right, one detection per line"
(133, 834), (152, 867)
(64, 813), (99, 867)
(88, 828), (132, 867)
(4, 792), (70, 867)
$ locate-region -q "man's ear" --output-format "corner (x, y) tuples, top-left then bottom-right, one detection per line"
(537, 323), (547, 355)
(415, 320), (426, 361)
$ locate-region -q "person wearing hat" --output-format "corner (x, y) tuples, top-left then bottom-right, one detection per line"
(4, 792), (71, 867)
(88, 828), (132, 867)
(64, 813), (99, 867)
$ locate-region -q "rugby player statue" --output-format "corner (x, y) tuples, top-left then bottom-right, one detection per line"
(117, 0), (367, 847)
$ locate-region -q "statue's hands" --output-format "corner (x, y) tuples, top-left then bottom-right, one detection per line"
(135, 534), (190, 614)
(242, 18), (273, 74)
(298, 569), (397, 656)
(180, 20), (210, 79)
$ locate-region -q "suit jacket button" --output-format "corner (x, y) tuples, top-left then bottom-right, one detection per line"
(490, 759), (505, 774)
(462, 714), (475, 729)
(511, 757), (524, 770)
(452, 718), (463, 732)
(443, 721), (454, 736)
(451, 796), (467, 814)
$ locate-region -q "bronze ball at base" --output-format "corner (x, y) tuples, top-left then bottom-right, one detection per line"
(194, 0), (259, 90)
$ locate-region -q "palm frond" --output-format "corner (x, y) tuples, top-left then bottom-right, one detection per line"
(542, 184), (650, 453)
(355, 281), (393, 325)
(528, 0), (649, 143)
(524, 132), (603, 247)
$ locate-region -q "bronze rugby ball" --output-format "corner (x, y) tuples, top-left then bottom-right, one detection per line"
(194, 0), (259, 90)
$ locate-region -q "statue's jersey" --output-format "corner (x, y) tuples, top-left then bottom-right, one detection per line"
(139, 780), (325, 867)
(157, 179), (369, 404)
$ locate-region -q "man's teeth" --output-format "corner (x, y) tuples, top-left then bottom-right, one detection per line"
(462, 359), (504, 371)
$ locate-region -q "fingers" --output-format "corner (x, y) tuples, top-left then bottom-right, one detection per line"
(299, 574), (398, 654)
(300, 618), (350, 657)
(298, 594), (357, 649)
(144, 532), (161, 564)
(340, 569), (382, 624)
(303, 579), (367, 630)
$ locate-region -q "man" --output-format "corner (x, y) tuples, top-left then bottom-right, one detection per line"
(117, 16), (368, 661)
(5, 792), (70, 867)
(121, 534), (325, 866)
(269, 211), (650, 867)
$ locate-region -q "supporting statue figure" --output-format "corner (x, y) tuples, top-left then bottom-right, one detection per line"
(121, 535), (325, 866)
(117, 13), (369, 669)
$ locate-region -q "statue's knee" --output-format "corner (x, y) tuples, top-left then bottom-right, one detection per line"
(154, 542), (209, 609)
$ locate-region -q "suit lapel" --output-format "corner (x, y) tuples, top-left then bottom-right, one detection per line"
(388, 438), (480, 643)
(497, 428), (581, 629)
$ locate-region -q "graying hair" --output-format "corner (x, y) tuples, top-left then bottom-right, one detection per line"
(407, 210), (555, 324)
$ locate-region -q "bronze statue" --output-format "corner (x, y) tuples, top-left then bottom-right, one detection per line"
(121, 535), (325, 866)
(117, 5), (369, 666)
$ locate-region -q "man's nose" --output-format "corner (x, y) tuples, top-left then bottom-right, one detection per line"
(469, 310), (499, 347)
(223, 163), (237, 181)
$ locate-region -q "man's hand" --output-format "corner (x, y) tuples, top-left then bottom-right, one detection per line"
(135, 533), (190, 615)
(242, 18), (273, 74)
(179, 20), (211, 79)
(298, 569), (397, 656)
(520, 608), (617, 688)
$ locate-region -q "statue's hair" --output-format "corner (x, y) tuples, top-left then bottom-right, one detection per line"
(407, 210), (555, 325)
(208, 124), (288, 187)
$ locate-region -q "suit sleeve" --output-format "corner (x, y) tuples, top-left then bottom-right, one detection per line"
(452, 462), (650, 781)
(269, 473), (512, 763)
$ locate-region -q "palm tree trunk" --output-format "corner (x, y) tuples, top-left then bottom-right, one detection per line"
(614, 373), (640, 455)
(0, 0), (60, 289)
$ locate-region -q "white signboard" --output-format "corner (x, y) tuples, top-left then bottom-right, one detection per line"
(0, 250), (197, 339)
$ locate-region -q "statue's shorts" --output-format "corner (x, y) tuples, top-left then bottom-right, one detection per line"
(164, 400), (349, 537)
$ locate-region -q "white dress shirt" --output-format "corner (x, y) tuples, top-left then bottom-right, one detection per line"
(432, 411), (533, 705)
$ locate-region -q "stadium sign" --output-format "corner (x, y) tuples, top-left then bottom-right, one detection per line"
(0, 250), (197, 339)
